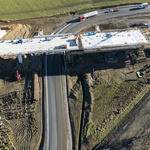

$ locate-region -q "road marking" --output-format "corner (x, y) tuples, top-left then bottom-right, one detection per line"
(56, 23), (71, 34)
(44, 55), (50, 150)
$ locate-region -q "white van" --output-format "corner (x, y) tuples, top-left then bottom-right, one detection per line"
(138, 3), (149, 9)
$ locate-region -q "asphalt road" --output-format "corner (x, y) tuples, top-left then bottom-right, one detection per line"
(45, 54), (71, 150)
(59, 5), (150, 34)
(43, 4), (150, 150)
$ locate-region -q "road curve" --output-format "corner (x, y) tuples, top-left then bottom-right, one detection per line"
(51, 4), (150, 150)
(43, 5), (150, 150)
(60, 6), (150, 34)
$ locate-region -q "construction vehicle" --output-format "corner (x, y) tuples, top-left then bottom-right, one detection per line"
(79, 11), (98, 22)
(16, 70), (21, 81)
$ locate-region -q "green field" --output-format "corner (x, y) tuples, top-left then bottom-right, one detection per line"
(0, 0), (149, 20)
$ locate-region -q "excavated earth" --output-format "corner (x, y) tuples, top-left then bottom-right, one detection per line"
(67, 14), (150, 150)
(0, 14), (150, 150)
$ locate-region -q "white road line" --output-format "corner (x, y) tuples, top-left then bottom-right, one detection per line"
(44, 55), (49, 150)
(56, 23), (71, 34)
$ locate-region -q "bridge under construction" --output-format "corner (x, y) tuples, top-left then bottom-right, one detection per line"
(0, 29), (149, 55)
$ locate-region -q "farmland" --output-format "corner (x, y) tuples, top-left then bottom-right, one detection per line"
(0, 0), (149, 20)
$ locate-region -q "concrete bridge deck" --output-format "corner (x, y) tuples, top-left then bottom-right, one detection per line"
(0, 29), (148, 55)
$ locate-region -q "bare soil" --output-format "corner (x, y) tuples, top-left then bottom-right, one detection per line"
(0, 15), (72, 150)
(0, 54), (43, 150)
(66, 14), (150, 150)
(0, 14), (150, 150)
(67, 50), (150, 150)
(0, 16), (71, 40)
(81, 14), (150, 33)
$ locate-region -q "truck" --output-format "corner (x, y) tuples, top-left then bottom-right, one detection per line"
(138, 3), (149, 9)
(79, 11), (98, 22)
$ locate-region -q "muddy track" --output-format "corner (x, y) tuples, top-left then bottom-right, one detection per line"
(0, 71), (38, 150)
(78, 74), (93, 150)
(78, 75), (85, 150)
(15, 114), (37, 150)
(28, 25), (39, 37)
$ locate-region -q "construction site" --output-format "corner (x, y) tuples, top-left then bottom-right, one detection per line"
(0, 13), (150, 150)
(0, 16), (71, 150)
(0, 53), (43, 149)
(0, 36), (43, 149)
(66, 15), (150, 150)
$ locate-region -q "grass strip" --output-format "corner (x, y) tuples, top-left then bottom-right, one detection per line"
(94, 85), (150, 145)
(0, 0), (149, 20)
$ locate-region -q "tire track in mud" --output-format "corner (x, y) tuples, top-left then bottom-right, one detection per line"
(15, 114), (38, 150)
(0, 71), (38, 150)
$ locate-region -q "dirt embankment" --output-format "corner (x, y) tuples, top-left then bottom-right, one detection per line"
(0, 54), (43, 150)
(0, 16), (72, 40)
(79, 73), (94, 150)
(2, 24), (32, 40)
(67, 48), (150, 150)
(67, 76), (82, 150)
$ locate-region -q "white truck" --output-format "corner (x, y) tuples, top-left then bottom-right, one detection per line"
(79, 11), (98, 21)
(138, 3), (149, 9)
